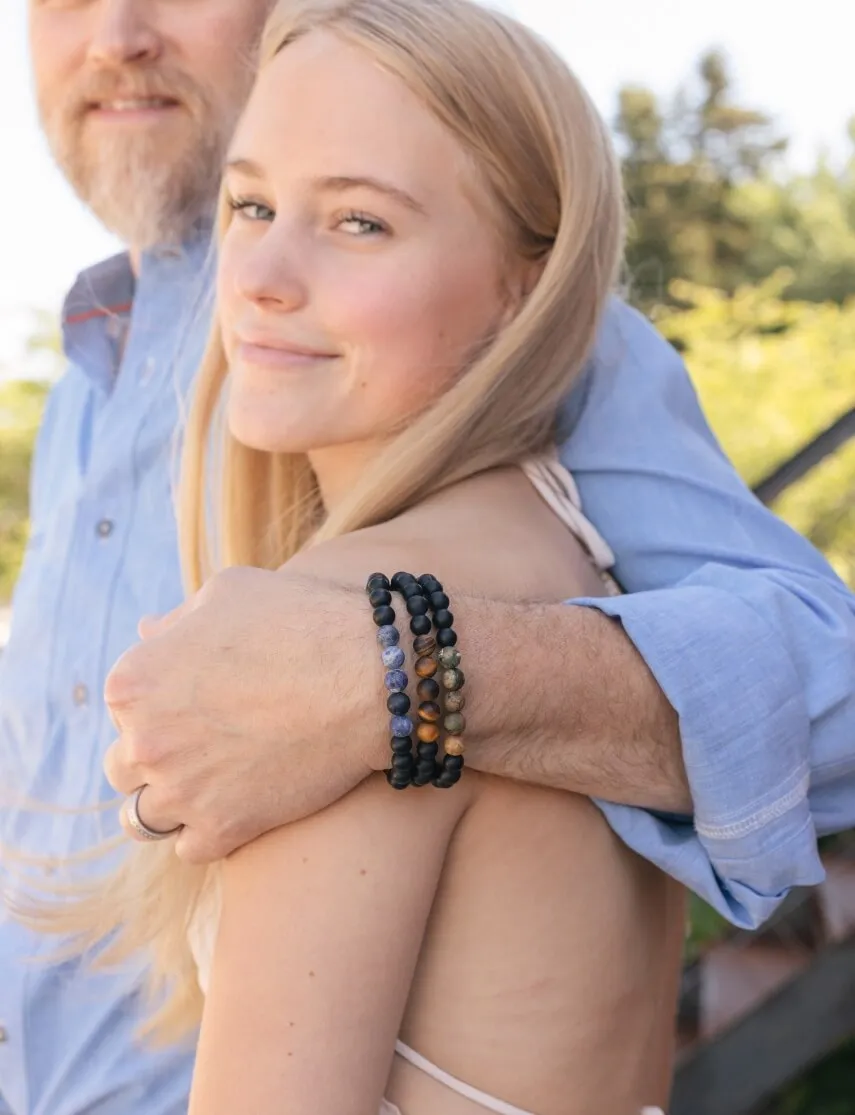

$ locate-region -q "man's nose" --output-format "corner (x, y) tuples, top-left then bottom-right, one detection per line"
(87, 0), (162, 68)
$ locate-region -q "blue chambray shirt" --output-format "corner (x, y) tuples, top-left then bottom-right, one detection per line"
(1, 234), (854, 1114)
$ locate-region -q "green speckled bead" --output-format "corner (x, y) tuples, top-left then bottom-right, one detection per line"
(441, 668), (465, 691)
(418, 701), (441, 723)
(444, 712), (466, 735)
(444, 690), (466, 713)
(438, 647), (461, 669)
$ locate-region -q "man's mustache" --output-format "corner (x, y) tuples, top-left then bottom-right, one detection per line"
(66, 66), (208, 119)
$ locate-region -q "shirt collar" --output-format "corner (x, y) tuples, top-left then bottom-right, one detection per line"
(61, 226), (214, 392)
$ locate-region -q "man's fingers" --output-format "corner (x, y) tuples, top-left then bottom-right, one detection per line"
(119, 784), (183, 844)
(103, 738), (141, 796)
(138, 595), (197, 641)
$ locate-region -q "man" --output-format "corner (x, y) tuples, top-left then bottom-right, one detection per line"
(1, 1), (853, 1113)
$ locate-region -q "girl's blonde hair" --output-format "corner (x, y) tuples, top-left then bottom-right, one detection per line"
(30, 0), (625, 1039)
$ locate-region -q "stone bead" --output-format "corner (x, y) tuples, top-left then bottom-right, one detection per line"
(376, 625), (400, 648)
(418, 701), (441, 723)
(429, 591), (450, 610)
(384, 669), (408, 692)
(413, 634), (436, 657)
(410, 614), (432, 637)
(444, 712), (466, 735)
(437, 628), (458, 648)
(390, 715), (414, 738)
(417, 741), (439, 760)
(438, 647), (461, 669)
(373, 605), (396, 627)
(401, 582), (424, 600)
(368, 587), (392, 608)
(433, 608), (454, 629)
(391, 572), (417, 590)
(444, 690), (466, 712)
(418, 574), (442, 592)
(387, 691), (411, 715)
(417, 677), (440, 701)
(416, 722), (440, 743)
(441, 668), (465, 691)
(444, 755), (465, 772)
(415, 655), (438, 678)
(444, 736), (465, 756)
(406, 595), (429, 617)
(366, 572), (390, 592)
(391, 753), (415, 772)
(381, 646), (405, 670)
(391, 735), (414, 755)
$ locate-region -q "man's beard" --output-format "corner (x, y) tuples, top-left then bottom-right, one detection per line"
(41, 64), (243, 250)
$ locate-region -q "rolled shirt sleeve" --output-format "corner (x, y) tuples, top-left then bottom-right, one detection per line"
(561, 298), (855, 928)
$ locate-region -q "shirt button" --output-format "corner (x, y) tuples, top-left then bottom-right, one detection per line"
(96, 519), (114, 539)
(73, 684), (89, 707)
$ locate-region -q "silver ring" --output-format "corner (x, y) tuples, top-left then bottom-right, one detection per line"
(125, 785), (183, 841)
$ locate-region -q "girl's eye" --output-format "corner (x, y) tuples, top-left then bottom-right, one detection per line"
(336, 211), (388, 236)
(228, 197), (275, 223)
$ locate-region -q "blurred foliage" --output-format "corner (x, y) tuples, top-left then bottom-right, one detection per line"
(617, 49), (855, 309)
(0, 379), (47, 603)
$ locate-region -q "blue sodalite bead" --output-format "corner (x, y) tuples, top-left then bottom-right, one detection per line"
(381, 646), (405, 670)
(376, 625), (400, 648)
(390, 715), (414, 738)
(384, 669), (408, 692)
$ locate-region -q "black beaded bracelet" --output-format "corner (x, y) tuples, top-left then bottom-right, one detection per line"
(417, 575), (465, 789)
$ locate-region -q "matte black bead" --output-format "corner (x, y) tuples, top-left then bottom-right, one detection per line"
(368, 588), (392, 608)
(433, 608), (454, 629)
(432, 772), (457, 789)
(391, 753), (415, 771)
(444, 755), (465, 772)
(429, 591), (450, 610)
(366, 573), (390, 591)
(406, 595), (429, 616)
(386, 770), (411, 789)
(417, 742), (439, 760)
(401, 582), (424, 600)
(391, 572), (417, 590)
(418, 574), (442, 591)
(437, 627), (458, 647)
(410, 614), (432, 636)
(386, 692), (411, 716)
(373, 605), (396, 627)
(391, 737), (415, 756)
(416, 677), (440, 701)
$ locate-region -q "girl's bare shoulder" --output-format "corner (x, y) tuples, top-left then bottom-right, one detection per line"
(290, 467), (606, 604)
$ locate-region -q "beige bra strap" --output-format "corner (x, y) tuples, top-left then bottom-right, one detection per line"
(393, 1041), (537, 1115)
(520, 452), (621, 596)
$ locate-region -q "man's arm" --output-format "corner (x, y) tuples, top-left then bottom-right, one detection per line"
(455, 596), (690, 811)
(541, 297), (855, 927)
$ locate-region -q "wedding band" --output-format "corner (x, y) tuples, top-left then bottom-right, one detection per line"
(125, 785), (183, 841)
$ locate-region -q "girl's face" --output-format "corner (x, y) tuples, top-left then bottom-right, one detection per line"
(218, 29), (524, 487)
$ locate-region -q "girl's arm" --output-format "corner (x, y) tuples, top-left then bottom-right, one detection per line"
(189, 771), (475, 1115)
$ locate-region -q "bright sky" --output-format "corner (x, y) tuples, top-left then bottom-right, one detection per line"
(1, 0), (853, 374)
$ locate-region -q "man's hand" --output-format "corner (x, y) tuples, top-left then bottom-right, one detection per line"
(104, 567), (380, 863)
